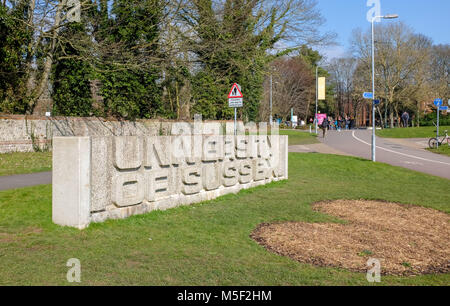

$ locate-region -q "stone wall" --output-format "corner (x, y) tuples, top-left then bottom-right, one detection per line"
(52, 132), (288, 229)
(0, 115), (231, 153)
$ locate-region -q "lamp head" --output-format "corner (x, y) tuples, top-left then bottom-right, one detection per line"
(383, 14), (399, 19)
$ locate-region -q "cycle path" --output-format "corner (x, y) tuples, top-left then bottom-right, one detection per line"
(0, 171), (52, 191)
(320, 129), (450, 180)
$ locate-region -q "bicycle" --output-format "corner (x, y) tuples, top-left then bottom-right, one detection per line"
(428, 130), (449, 149)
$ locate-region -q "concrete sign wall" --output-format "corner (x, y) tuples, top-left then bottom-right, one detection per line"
(52, 129), (288, 229)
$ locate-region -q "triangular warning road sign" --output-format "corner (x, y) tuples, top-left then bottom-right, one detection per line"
(228, 83), (243, 98)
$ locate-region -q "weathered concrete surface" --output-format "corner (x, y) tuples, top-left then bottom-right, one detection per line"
(52, 134), (288, 228)
(52, 137), (91, 229)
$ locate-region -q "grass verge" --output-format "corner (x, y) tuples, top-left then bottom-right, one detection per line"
(0, 151), (52, 176)
(0, 153), (449, 285)
(427, 145), (450, 157)
(376, 126), (450, 139)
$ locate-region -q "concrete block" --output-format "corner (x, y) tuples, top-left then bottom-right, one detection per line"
(52, 134), (289, 228)
(52, 137), (91, 229)
(90, 137), (111, 212)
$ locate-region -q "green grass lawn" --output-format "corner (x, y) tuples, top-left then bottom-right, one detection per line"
(0, 153), (449, 286)
(0, 151), (52, 176)
(427, 144), (450, 157)
(279, 130), (319, 145)
(376, 126), (450, 139)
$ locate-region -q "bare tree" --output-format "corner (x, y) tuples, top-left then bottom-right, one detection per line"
(429, 44), (450, 100)
(260, 56), (314, 121)
(351, 22), (432, 127)
(327, 57), (357, 118)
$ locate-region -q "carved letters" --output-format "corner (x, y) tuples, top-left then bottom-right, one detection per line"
(109, 135), (285, 207)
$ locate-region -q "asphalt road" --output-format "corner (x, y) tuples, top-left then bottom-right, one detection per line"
(0, 171), (52, 191)
(320, 129), (450, 180)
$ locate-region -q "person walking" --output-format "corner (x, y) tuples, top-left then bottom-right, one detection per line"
(401, 111), (409, 128)
(336, 118), (341, 132)
(321, 117), (329, 138)
(350, 117), (355, 129)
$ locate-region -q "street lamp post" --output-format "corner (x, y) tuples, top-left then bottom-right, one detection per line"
(315, 66), (318, 135)
(270, 74), (273, 126)
(371, 14), (398, 162)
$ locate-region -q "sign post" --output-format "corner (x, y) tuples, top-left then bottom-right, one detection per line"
(315, 74), (326, 134)
(434, 99), (443, 148)
(228, 83), (243, 135)
(364, 92), (375, 161)
(363, 92), (374, 99)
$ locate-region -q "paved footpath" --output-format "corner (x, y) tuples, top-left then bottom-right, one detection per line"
(289, 143), (350, 156)
(0, 171), (52, 191)
(319, 129), (450, 180)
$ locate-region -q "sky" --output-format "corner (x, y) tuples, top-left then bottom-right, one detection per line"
(316, 0), (450, 59)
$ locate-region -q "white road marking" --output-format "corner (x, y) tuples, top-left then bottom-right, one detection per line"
(351, 131), (450, 166)
(404, 161), (424, 166)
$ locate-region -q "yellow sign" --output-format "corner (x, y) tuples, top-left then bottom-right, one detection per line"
(318, 77), (326, 100)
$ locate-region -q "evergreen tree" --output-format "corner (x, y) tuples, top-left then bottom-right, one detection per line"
(52, 12), (94, 116)
(98, 0), (162, 119)
(0, 1), (31, 113)
(187, 0), (292, 121)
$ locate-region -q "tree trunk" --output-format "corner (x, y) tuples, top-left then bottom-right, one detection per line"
(416, 100), (420, 127)
(305, 98), (310, 121)
(393, 105), (399, 128)
(176, 81), (180, 119)
(29, 0), (65, 114)
(377, 107), (383, 128)
(389, 105), (394, 129)
(179, 80), (191, 120)
(24, 0), (36, 101)
(388, 90), (395, 128)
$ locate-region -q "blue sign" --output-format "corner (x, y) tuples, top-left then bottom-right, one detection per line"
(363, 92), (374, 99)
(373, 99), (380, 105)
(434, 99), (443, 106)
(440, 106), (448, 111)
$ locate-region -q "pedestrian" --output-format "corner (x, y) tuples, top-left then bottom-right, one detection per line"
(401, 111), (409, 128)
(321, 117), (329, 138)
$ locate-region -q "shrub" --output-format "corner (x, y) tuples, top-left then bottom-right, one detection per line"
(419, 112), (450, 126)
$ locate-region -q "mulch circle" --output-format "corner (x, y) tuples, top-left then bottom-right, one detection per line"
(251, 200), (450, 276)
